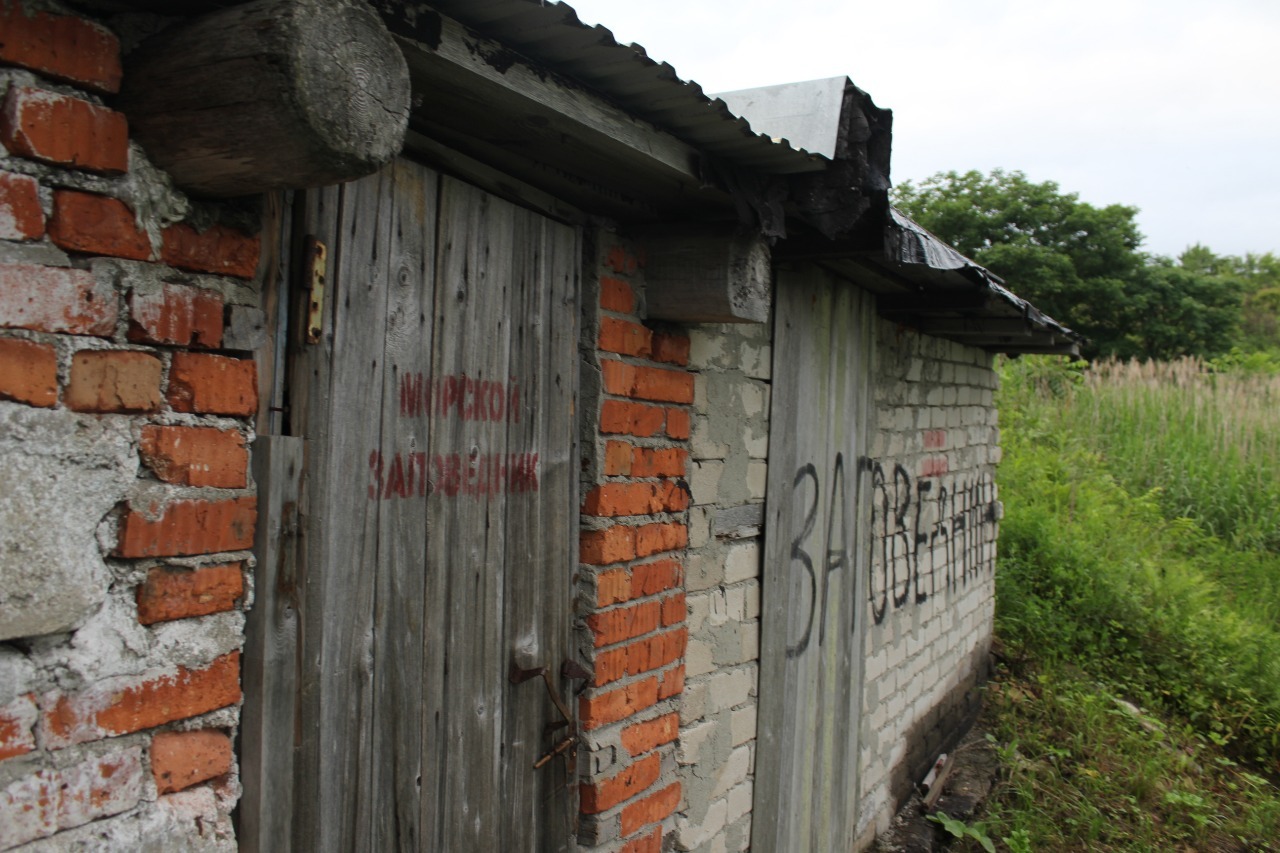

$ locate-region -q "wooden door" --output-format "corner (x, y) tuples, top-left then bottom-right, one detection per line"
(753, 266), (876, 851)
(260, 158), (579, 851)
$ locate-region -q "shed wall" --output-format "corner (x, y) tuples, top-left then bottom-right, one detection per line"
(676, 320), (772, 852)
(855, 320), (1001, 844)
(576, 235), (691, 853)
(0, 3), (262, 847)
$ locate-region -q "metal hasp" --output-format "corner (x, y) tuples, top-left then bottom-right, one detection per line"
(509, 658), (586, 770)
(305, 237), (327, 344)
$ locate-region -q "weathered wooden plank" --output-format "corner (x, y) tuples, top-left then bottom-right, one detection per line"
(251, 191), (291, 435)
(291, 173), (392, 851)
(368, 158), (438, 849)
(427, 177), (512, 851)
(498, 208), (578, 851)
(283, 180), (341, 853)
(390, 11), (701, 187)
(755, 266), (875, 852)
(239, 434), (304, 853)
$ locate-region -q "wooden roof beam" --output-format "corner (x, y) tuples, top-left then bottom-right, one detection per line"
(381, 7), (709, 193)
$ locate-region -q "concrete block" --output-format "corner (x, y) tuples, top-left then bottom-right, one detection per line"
(743, 580), (760, 620)
(745, 461), (767, 500)
(706, 668), (753, 713)
(711, 745), (751, 799)
(686, 552), (725, 592)
(681, 679), (709, 725)
(739, 339), (772, 381)
(688, 327), (728, 370)
(729, 705), (757, 747)
(743, 424), (768, 459)
(691, 416), (730, 460)
(690, 460), (725, 507)
(726, 779), (753, 824)
(678, 718), (718, 767)
(686, 637), (715, 678)
(738, 381), (766, 418)
(723, 541), (759, 585)
(687, 590), (714, 633)
(689, 505), (713, 548)
(676, 797), (727, 851)
(0, 404), (135, 640)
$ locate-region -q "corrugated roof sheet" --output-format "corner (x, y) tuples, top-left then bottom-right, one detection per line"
(424, 0), (833, 173)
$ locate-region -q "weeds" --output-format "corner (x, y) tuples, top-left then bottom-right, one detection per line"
(964, 356), (1280, 850)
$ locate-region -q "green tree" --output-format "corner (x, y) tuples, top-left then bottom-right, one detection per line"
(893, 170), (1243, 360)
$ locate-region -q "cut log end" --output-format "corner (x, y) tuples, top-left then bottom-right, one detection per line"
(120, 0), (410, 198)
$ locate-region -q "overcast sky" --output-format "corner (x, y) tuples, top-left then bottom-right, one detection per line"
(566, 0), (1280, 259)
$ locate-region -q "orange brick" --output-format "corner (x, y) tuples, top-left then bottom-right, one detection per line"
(66, 350), (162, 413)
(0, 693), (37, 761)
(582, 481), (688, 517)
(0, 171), (43, 240)
(603, 440), (634, 476)
(135, 564), (244, 625)
(635, 522), (687, 558)
(41, 653), (241, 748)
(631, 560), (681, 597)
(48, 191), (151, 261)
(587, 600), (661, 648)
(621, 781), (680, 837)
(580, 525), (636, 566)
(630, 447), (687, 479)
(161, 223), (260, 280)
(150, 729), (233, 794)
(657, 664), (684, 700)
(621, 712), (679, 757)
(0, 337), (57, 407)
(598, 317), (652, 358)
(115, 497), (257, 558)
(651, 331), (690, 366)
(625, 628), (686, 676)
(664, 408), (690, 439)
(604, 245), (644, 274)
(167, 352), (257, 416)
(579, 676), (659, 731)
(139, 425), (247, 488)
(599, 275), (634, 313)
(594, 647), (627, 687)
(621, 828), (663, 853)
(0, 263), (117, 336)
(601, 360), (694, 404)
(661, 593), (686, 627)
(127, 284), (223, 348)
(0, 4), (122, 93)
(596, 568), (631, 607)
(600, 400), (666, 437)
(580, 753), (660, 814)
(0, 87), (127, 174)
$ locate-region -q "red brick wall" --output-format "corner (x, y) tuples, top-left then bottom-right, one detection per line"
(577, 237), (690, 851)
(0, 3), (260, 846)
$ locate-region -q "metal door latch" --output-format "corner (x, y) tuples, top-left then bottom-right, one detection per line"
(510, 658), (589, 770)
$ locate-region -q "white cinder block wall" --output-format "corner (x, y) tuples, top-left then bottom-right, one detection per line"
(856, 320), (1002, 841)
(674, 315), (1003, 851)
(676, 321), (772, 853)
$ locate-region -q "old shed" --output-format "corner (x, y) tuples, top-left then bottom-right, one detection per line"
(0, 0), (1077, 850)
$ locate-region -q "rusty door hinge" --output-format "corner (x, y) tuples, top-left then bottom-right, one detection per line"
(305, 237), (327, 344)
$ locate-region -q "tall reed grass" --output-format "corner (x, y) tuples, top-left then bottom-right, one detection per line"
(1069, 358), (1280, 552)
(995, 356), (1280, 768)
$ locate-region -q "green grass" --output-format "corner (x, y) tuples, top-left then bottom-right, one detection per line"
(960, 356), (1280, 851)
